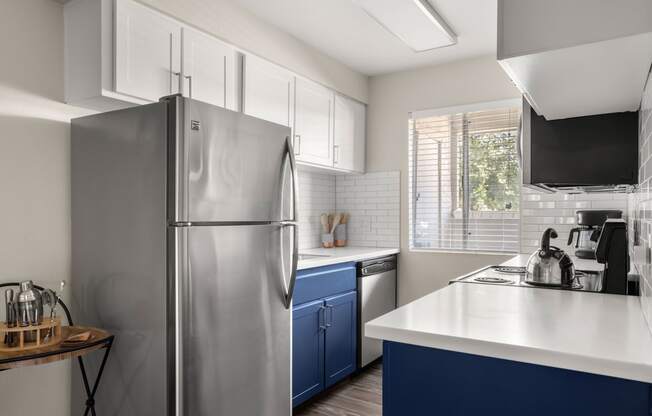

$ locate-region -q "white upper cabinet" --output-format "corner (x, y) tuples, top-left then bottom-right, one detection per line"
(294, 78), (334, 167)
(243, 54), (294, 127)
(64, 0), (239, 111)
(114, 0), (182, 102)
(64, 0), (366, 173)
(182, 27), (237, 110)
(333, 95), (365, 173)
(498, 0), (652, 120)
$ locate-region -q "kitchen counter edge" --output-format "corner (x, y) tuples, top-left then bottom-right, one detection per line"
(297, 247), (399, 270)
(365, 255), (652, 384)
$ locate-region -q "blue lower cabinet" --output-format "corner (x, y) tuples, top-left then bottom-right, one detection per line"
(292, 263), (358, 407)
(292, 299), (325, 407)
(383, 341), (652, 416)
(324, 291), (357, 388)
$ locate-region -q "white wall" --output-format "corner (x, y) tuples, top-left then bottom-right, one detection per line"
(367, 56), (521, 304)
(139, 0), (369, 103)
(0, 1), (90, 414)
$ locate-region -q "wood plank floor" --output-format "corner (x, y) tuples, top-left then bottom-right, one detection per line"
(293, 362), (382, 416)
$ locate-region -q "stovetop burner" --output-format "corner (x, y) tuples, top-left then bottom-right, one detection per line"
(494, 266), (526, 274)
(473, 276), (514, 284)
(453, 265), (602, 292)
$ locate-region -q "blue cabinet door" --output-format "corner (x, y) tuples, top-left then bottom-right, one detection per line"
(324, 291), (357, 388)
(292, 299), (325, 407)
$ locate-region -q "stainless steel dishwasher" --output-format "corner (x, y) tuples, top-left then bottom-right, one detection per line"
(357, 255), (397, 368)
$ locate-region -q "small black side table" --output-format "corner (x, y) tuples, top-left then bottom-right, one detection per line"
(0, 282), (114, 416)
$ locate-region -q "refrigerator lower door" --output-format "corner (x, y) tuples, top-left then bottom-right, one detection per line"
(174, 224), (293, 416)
(169, 96), (294, 223)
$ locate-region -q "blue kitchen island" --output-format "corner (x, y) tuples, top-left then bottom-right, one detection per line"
(366, 278), (652, 415)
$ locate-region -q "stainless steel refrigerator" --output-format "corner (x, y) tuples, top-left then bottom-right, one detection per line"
(71, 95), (298, 415)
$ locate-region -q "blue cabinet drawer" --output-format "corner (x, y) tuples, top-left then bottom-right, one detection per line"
(294, 262), (356, 306)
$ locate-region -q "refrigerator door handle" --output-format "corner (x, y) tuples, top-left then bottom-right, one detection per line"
(281, 136), (299, 309)
(286, 135), (299, 223)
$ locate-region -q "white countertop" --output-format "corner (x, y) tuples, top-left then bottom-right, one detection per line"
(502, 253), (604, 272)
(298, 247), (399, 270)
(366, 256), (652, 383)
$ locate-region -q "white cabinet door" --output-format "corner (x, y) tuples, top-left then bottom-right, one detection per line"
(115, 0), (181, 102)
(243, 54), (294, 127)
(294, 78), (334, 166)
(182, 27), (237, 110)
(334, 95), (366, 173)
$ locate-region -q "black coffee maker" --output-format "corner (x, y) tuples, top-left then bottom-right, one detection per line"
(567, 210), (622, 259)
(595, 219), (629, 295)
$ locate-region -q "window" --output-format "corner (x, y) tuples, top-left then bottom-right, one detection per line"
(408, 101), (521, 253)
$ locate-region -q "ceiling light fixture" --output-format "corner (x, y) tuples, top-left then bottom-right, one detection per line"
(354, 0), (457, 52)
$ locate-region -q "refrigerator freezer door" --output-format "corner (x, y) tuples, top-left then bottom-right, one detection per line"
(174, 224), (293, 416)
(169, 96), (294, 223)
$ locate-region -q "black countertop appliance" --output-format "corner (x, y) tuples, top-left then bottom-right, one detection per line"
(595, 219), (629, 295)
(568, 210), (622, 260)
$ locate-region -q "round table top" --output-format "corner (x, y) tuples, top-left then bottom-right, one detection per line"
(0, 326), (113, 370)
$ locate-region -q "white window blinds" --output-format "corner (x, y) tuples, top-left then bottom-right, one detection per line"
(408, 105), (521, 253)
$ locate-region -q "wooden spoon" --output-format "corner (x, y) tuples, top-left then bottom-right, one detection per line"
(331, 213), (342, 234)
(320, 214), (329, 233)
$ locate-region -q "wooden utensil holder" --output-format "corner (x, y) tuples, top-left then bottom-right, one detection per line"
(0, 317), (62, 352)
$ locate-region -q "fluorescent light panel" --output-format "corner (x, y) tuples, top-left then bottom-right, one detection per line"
(355, 0), (457, 52)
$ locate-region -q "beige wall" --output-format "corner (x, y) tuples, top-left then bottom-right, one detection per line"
(0, 1), (90, 414)
(140, 0), (369, 102)
(367, 56), (521, 304)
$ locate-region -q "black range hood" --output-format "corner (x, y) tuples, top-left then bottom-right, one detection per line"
(521, 97), (638, 193)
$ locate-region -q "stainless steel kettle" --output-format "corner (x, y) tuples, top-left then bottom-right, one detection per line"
(526, 228), (575, 288)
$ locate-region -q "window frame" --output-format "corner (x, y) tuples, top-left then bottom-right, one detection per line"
(408, 98), (522, 255)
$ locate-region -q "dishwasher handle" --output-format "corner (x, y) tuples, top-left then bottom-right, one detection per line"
(358, 256), (397, 277)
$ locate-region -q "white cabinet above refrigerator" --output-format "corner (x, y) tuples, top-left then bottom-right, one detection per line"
(242, 54), (295, 128)
(181, 26), (238, 110)
(65, 0), (238, 111)
(114, 0), (182, 102)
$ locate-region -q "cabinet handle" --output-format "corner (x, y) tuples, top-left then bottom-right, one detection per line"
(184, 75), (193, 99)
(334, 144), (339, 165)
(325, 304), (333, 328)
(319, 305), (327, 331)
(294, 135), (301, 155)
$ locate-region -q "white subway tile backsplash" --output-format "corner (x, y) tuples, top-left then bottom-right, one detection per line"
(519, 186), (628, 254)
(298, 170), (401, 250)
(631, 68), (652, 333)
(336, 171), (401, 249)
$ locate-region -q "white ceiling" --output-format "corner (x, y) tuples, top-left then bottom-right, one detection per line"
(231, 0), (497, 75)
